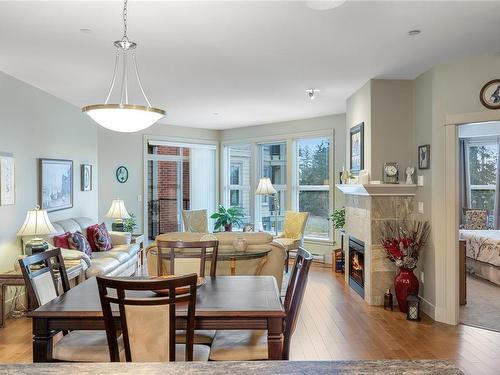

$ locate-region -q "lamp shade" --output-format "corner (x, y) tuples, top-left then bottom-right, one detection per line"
(17, 206), (57, 237)
(255, 177), (277, 195)
(105, 199), (131, 220)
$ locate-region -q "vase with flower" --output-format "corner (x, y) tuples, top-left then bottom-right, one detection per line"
(379, 220), (430, 313)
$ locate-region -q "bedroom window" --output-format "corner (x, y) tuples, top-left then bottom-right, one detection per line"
(467, 141), (498, 215)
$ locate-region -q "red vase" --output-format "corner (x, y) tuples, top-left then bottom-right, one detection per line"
(394, 267), (419, 313)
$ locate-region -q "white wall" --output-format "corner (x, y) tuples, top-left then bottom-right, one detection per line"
(0, 71), (98, 272)
(413, 53), (500, 322)
(221, 114), (346, 262)
(97, 124), (219, 234)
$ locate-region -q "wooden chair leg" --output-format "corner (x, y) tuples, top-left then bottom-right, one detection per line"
(285, 250), (289, 273)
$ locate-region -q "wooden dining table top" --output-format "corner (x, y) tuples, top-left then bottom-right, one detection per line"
(29, 275), (285, 319)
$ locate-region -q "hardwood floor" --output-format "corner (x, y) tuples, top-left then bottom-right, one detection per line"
(1, 264), (499, 374)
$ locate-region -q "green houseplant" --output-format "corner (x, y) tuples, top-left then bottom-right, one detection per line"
(328, 208), (345, 230)
(211, 205), (244, 232)
(123, 213), (138, 233)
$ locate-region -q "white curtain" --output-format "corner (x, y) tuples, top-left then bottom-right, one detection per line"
(190, 147), (216, 228)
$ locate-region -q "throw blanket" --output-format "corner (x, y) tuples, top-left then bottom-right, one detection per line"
(459, 230), (500, 267)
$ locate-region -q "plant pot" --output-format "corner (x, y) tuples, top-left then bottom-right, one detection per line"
(224, 224), (233, 232)
(394, 267), (419, 313)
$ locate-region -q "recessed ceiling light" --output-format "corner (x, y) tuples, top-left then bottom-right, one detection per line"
(306, 89), (320, 100)
(212, 112), (219, 116)
(408, 30), (421, 36)
(80, 28), (92, 34)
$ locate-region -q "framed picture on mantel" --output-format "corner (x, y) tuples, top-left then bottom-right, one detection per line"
(350, 122), (364, 175)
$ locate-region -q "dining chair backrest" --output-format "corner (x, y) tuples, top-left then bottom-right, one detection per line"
(18, 248), (70, 308)
(182, 209), (209, 233)
(282, 247), (313, 360)
(96, 274), (198, 362)
(156, 240), (219, 277)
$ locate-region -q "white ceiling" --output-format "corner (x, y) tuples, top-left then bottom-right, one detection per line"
(1, 1), (500, 130)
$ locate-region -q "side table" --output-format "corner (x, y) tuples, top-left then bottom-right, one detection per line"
(0, 263), (83, 328)
(131, 234), (145, 268)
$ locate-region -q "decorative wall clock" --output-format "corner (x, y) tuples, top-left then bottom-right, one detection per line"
(116, 166), (129, 183)
(480, 79), (500, 110)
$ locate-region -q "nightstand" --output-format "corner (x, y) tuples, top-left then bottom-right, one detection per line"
(131, 234), (145, 267)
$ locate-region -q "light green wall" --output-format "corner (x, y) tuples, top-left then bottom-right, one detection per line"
(0, 71), (98, 273)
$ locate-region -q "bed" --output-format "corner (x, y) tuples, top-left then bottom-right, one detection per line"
(459, 230), (500, 286)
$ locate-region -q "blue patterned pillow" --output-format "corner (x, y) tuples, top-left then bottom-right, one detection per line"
(68, 231), (92, 257)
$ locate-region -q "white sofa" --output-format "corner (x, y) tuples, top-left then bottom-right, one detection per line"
(47, 217), (140, 279)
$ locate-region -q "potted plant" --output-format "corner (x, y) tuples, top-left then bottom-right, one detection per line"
(328, 208), (345, 232)
(211, 205), (244, 232)
(123, 213), (138, 233)
(379, 220), (430, 313)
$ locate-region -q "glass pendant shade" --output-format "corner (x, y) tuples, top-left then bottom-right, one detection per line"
(82, 104), (165, 133)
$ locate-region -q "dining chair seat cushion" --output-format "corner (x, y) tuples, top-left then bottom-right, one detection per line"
(175, 329), (216, 345)
(52, 330), (124, 362)
(209, 330), (268, 361)
(175, 344), (211, 361)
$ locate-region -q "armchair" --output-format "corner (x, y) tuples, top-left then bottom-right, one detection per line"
(182, 209), (209, 233)
(274, 211), (309, 273)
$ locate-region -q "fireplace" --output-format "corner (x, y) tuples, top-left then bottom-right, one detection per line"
(348, 237), (365, 298)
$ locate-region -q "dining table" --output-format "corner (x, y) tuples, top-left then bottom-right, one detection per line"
(29, 275), (286, 362)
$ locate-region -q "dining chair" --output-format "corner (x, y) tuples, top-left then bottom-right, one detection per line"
(156, 239), (219, 345)
(209, 247), (313, 361)
(19, 249), (111, 362)
(96, 273), (210, 362)
(182, 209), (209, 233)
(156, 239), (219, 278)
(274, 211), (309, 273)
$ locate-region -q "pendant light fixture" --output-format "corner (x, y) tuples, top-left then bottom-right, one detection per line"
(82, 0), (165, 132)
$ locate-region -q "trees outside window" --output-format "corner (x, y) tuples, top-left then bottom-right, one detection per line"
(468, 142), (498, 216)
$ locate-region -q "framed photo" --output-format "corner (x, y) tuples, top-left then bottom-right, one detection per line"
(116, 165), (129, 183)
(243, 223), (254, 232)
(418, 145), (430, 170)
(350, 122), (364, 174)
(0, 153), (15, 206)
(480, 79), (500, 110)
(39, 158), (73, 212)
(81, 164), (92, 191)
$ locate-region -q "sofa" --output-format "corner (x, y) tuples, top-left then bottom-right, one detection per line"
(146, 231), (286, 287)
(47, 217), (140, 279)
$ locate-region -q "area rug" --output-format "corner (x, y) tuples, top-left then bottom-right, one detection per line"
(460, 274), (500, 332)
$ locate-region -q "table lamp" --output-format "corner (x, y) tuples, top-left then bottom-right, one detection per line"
(106, 199), (130, 231)
(255, 177), (279, 236)
(17, 206), (57, 255)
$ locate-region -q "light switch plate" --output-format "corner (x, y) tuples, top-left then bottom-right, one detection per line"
(417, 175), (424, 186)
(137, 194), (142, 202)
(418, 201), (424, 214)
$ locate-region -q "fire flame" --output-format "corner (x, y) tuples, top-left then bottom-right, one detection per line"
(352, 253), (362, 271)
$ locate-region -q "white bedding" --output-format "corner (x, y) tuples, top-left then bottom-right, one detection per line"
(459, 230), (500, 267)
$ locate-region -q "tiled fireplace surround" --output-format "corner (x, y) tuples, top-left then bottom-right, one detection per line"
(343, 194), (414, 305)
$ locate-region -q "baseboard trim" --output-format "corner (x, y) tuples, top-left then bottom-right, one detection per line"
(420, 296), (436, 320)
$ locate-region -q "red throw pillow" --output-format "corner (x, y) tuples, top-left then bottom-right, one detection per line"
(93, 223), (113, 251)
(53, 232), (70, 249)
(68, 231), (93, 257)
(86, 224), (100, 252)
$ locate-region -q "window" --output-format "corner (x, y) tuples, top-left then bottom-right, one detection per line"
(226, 145), (252, 229)
(258, 142), (287, 233)
(467, 141), (498, 218)
(296, 137), (331, 240)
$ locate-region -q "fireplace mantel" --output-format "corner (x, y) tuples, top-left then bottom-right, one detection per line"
(336, 183), (417, 196)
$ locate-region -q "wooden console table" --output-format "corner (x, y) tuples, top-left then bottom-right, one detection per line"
(0, 264), (83, 328)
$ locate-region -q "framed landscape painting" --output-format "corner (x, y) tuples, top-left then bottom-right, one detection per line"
(39, 158), (73, 212)
(350, 122), (364, 174)
(0, 153), (15, 206)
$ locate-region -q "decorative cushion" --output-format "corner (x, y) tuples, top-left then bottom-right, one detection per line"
(182, 209), (209, 233)
(175, 330), (217, 345)
(86, 224), (100, 252)
(53, 330), (124, 362)
(93, 223), (113, 251)
(68, 231), (92, 257)
(209, 330), (268, 361)
(175, 343), (211, 361)
(464, 209), (488, 230)
(53, 232), (71, 249)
